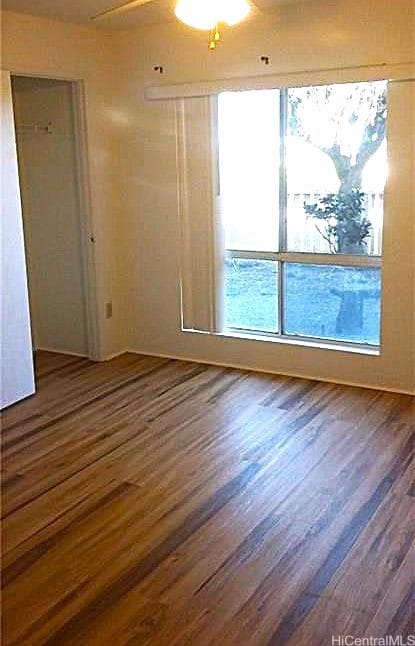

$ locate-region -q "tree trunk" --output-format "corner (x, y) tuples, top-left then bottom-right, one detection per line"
(335, 290), (364, 336)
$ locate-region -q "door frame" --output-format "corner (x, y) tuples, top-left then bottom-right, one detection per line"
(10, 71), (100, 361)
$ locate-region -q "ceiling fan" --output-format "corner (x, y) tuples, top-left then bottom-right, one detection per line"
(92, 0), (254, 49)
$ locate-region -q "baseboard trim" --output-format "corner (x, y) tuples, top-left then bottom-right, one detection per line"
(35, 347), (130, 362)
(100, 350), (130, 362)
(125, 348), (415, 396)
(35, 347), (89, 358)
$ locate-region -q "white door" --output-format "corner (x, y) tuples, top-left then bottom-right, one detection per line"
(1, 71), (35, 408)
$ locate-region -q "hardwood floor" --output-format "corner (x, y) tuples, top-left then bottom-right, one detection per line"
(1, 351), (414, 645)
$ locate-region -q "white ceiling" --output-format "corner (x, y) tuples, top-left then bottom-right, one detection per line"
(1, 0), (313, 29)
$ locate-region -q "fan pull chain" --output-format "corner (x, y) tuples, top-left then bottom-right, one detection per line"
(209, 24), (220, 50)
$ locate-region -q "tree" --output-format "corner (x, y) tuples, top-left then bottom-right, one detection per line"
(288, 82), (387, 194)
(288, 82), (387, 337)
(303, 189), (372, 254)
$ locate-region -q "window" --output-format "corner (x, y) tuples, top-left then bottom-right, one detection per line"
(218, 81), (387, 347)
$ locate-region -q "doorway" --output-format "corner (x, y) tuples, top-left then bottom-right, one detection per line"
(11, 75), (91, 357)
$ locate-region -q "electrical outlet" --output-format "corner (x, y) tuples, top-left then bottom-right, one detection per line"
(105, 302), (113, 319)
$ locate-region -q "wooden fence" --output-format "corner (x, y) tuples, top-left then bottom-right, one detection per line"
(287, 191), (383, 255)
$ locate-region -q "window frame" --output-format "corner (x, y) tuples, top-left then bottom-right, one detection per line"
(220, 85), (385, 349)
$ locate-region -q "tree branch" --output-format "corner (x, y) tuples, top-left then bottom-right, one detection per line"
(313, 222), (336, 253)
(354, 104), (386, 170)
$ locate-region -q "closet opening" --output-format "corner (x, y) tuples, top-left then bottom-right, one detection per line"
(11, 75), (97, 362)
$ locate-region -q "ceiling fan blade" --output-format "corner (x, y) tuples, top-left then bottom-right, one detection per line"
(91, 0), (155, 20)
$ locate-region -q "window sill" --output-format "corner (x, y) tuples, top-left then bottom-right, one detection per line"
(182, 327), (381, 356)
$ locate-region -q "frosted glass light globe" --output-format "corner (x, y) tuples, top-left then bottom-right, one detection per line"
(175, 0), (250, 30)
(221, 0), (251, 26)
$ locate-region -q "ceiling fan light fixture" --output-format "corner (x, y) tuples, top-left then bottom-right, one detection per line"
(175, 0), (217, 29)
(175, 0), (250, 30)
(221, 0), (251, 26)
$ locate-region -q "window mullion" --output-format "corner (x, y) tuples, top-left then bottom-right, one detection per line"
(226, 249), (381, 268)
(279, 88), (288, 254)
(276, 252), (382, 267)
(278, 88), (288, 335)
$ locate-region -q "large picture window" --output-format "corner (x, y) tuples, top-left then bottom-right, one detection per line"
(218, 81), (387, 347)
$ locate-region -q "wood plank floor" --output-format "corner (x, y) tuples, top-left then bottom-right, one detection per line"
(1, 351), (414, 645)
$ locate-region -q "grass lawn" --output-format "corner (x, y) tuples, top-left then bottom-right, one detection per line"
(225, 259), (381, 345)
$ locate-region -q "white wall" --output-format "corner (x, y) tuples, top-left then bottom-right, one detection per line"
(1, 1), (414, 392)
(1, 10), (126, 359)
(1, 71), (35, 408)
(110, 0), (414, 393)
(12, 76), (88, 355)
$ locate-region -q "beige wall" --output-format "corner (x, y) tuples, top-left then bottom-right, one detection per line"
(1, 10), (125, 359)
(110, 0), (414, 393)
(1, 1), (414, 391)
